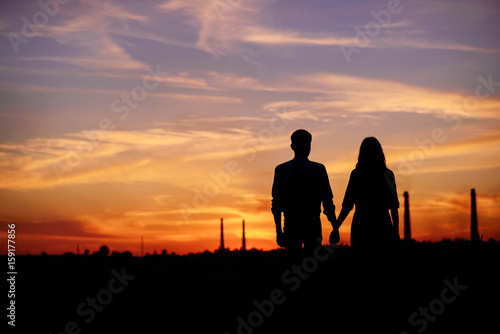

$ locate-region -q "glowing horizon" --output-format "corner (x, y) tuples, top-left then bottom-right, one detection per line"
(1, 0), (499, 255)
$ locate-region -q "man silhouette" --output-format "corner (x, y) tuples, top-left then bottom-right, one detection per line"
(271, 129), (337, 263)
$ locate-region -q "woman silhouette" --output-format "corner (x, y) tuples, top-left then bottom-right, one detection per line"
(333, 137), (400, 288)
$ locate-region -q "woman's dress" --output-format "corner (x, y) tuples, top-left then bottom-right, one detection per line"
(342, 168), (400, 287)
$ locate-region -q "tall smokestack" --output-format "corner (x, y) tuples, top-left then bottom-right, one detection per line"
(242, 219), (246, 251)
(404, 191), (411, 242)
(220, 218), (225, 250)
(471, 189), (479, 242)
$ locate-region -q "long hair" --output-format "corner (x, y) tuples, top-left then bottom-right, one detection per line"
(355, 137), (387, 172)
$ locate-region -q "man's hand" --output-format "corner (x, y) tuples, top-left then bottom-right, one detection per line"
(276, 231), (287, 248)
(329, 228), (340, 246)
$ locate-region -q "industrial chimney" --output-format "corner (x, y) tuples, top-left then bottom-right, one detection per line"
(242, 219), (246, 251)
(404, 191), (411, 242)
(220, 218), (225, 251)
(471, 189), (480, 242)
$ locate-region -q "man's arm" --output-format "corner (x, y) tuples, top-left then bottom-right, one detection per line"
(336, 207), (351, 229)
(319, 165), (336, 225)
(271, 166), (286, 247)
(320, 166), (340, 245)
(271, 166), (282, 229)
(273, 211), (282, 233)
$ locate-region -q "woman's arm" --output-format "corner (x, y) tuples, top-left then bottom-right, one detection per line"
(390, 207), (399, 234)
(336, 207), (351, 229)
(337, 170), (356, 229)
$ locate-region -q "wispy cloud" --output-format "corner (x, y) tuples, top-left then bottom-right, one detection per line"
(0, 80), (243, 103)
(31, 0), (148, 71)
(1, 0), (499, 253)
(156, 0), (498, 57)
(241, 26), (355, 46)
(270, 73), (500, 120)
(389, 38), (499, 53)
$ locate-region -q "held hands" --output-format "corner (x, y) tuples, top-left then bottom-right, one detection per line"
(276, 230), (287, 248)
(329, 228), (340, 247)
(328, 215), (340, 246)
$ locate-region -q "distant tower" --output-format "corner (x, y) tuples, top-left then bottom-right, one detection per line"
(219, 218), (225, 251)
(242, 219), (246, 251)
(471, 189), (480, 242)
(404, 191), (411, 242)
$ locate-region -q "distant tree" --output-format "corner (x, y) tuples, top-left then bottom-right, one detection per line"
(84, 249), (89, 256)
(98, 245), (110, 256)
(122, 250), (133, 258)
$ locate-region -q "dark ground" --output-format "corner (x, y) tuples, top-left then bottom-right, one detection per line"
(4, 239), (500, 334)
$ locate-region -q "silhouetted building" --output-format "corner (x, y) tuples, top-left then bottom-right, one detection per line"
(471, 189), (480, 242)
(404, 191), (411, 241)
(220, 218), (225, 251)
(242, 219), (246, 251)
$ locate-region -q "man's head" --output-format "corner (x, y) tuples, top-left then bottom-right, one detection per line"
(290, 129), (312, 157)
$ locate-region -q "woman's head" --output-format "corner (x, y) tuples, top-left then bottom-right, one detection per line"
(356, 137), (387, 171)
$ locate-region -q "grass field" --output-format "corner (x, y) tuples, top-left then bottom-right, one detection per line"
(7, 239), (500, 334)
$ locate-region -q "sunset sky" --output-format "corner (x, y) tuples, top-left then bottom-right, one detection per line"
(1, 0), (499, 255)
